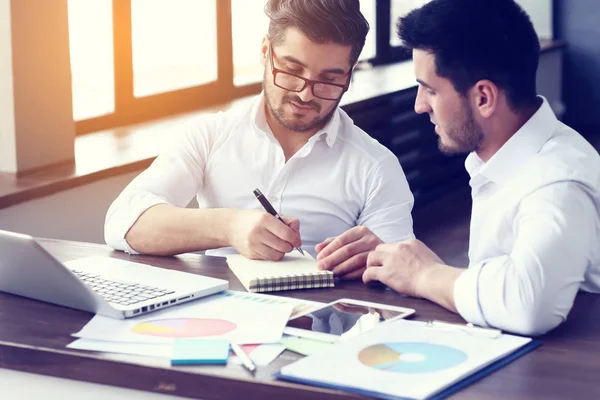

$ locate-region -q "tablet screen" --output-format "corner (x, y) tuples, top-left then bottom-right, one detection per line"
(285, 301), (406, 339)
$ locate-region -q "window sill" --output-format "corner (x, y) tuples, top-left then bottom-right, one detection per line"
(0, 40), (564, 210)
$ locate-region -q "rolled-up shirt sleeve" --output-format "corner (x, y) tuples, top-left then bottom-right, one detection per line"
(357, 154), (414, 243)
(104, 113), (222, 253)
(454, 182), (596, 336)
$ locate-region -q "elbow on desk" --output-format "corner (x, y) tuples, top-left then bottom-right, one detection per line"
(104, 216), (143, 255)
(104, 224), (136, 254)
(499, 302), (566, 337)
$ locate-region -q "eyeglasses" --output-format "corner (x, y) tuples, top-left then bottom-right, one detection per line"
(269, 46), (351, 101)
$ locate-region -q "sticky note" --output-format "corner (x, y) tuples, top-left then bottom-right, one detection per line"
(171, 339), (230, 365)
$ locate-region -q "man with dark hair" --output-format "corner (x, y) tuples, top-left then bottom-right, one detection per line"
(364, 0), (600, 335)
(105, 0), (414, 280)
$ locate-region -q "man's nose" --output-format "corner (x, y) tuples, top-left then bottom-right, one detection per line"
(414, 86), (431, 115)
(296, 83), (317, 103)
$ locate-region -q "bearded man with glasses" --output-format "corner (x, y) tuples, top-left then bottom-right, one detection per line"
(105, 0), (414, 281)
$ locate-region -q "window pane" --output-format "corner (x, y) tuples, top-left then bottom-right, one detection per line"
(516, 0), (553, 39)
(231, 0), (269, 87)
(359, 0), (376, 60)
(131, 0), (217, 98)
(68, 0), (115, 121)
(390, 0), (429, 47)
(390, 0), (553, 46)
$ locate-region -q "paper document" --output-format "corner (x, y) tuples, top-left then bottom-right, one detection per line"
(221, 290), (325, 319)
(277, 319), (536, 400)
(73, 292), (293, 345)
(226, 252), (334, 293)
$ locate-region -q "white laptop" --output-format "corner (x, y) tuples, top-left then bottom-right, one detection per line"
(0, 230), (228, 319)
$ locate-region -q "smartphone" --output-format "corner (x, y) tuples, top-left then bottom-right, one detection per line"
(283, 298), (415, 343)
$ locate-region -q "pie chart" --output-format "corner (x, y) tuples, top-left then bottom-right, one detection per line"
(132, 318), (237, 338)
(358, 342), (467, 373)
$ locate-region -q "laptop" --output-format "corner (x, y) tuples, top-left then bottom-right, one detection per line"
(0, 230), (228, 319)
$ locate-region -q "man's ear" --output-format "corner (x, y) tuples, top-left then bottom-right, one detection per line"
(470, 80), (498, 119)
(260, 35), (269, 66)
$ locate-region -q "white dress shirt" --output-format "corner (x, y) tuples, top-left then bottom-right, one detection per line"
(454, 97), (600, 336)
(105, 94), (414, 256)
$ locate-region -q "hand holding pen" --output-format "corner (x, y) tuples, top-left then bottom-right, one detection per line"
(226, 190), (303, 260)
(253, 189), (304, 256)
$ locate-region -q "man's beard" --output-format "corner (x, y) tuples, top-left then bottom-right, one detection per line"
(263, 79), (339, 133)
(438, 100), (484, 155)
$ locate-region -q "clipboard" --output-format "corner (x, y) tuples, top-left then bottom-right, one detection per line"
(275, 319), (541, 400)
(275, 340), (541, 400)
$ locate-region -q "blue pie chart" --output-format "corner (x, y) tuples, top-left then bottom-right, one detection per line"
(358, 342), (468, 373)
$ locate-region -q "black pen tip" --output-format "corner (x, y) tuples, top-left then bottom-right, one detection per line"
(253, 189), (262, 197)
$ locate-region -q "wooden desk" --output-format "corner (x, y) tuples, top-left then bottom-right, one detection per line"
(1, 238), (599, 400)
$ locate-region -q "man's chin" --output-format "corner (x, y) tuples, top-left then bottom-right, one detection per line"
(282, 118), (316, 133)
(438, 139), (465, 155)
(281, 111), (324, 132)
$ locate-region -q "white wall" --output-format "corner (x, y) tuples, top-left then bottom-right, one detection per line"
(0, 171), (139, 244)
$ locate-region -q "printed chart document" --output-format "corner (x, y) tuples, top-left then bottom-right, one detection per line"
(68, 291), (322, 365)
(73, 291), (293, 345)
(226, 252), (334, 293)
(277, 319), (539, 400)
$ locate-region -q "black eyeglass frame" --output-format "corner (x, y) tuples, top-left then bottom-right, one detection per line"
(268, 45), (352, 101)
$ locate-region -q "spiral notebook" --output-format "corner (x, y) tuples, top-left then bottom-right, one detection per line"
(226, 252), (334, 293)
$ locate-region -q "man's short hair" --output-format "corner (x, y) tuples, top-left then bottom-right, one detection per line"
(398, 0), (540, 111)
(265, 0), (369, 67)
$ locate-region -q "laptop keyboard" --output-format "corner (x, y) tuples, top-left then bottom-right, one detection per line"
(70, 269), (175, 306)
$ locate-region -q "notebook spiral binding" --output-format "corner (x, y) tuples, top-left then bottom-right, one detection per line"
(250, 271), (334, 293)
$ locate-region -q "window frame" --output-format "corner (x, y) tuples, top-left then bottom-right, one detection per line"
(74, 0), (409, 135)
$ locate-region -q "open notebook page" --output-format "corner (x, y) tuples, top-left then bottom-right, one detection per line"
(226, 252), (333, 292)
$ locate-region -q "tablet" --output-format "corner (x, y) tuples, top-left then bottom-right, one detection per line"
(283, 298), (415, 343)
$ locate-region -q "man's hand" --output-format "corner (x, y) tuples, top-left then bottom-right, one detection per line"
(228, 209), (301, 261)
(315, 226), (382, 280)
(363, 239), (443, 297)
(363, 239), (462, 312)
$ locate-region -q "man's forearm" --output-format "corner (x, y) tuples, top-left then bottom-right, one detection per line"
(125, 204), (236, 255)
(416, 264), (464, 313)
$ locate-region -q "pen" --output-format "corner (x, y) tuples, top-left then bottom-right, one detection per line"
(230, 342), (256, 374)
(253, 188), (304, 256)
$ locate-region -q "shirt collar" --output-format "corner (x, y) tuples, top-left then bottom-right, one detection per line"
(251, 93), (340, 148)
(465, 96), (558, 186)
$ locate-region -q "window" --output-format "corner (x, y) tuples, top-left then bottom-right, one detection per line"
(231, 0), (269, 87)
(67, 0), (114, 121)
(131, 0), (217, 98)
(359, 0), (377, 61)
(390, 0), (429, 47)
(389, 0), (553, 46)
(67, 1), (433, 135)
